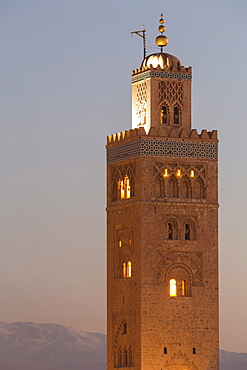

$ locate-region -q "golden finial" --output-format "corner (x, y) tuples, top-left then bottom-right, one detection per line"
(155, 13), (168, 52)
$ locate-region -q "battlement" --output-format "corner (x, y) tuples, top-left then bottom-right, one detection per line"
(107, 127), (218, 145)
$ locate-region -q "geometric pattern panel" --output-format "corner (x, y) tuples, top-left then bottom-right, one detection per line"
(159, 80), (183, 103)
(140, 139), (218, 160)
(132, 71), (192, 84)
(107, 139), (218, 164)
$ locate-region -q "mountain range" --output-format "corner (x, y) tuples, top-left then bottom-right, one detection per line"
(0, 322), (106, 370)
(0, 321), (246, 370)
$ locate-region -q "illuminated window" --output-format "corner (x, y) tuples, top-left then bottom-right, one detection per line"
(190, 169), (195, 178)
(119, 240), (122, 248)
(160, 106), (167, 124)
(185, 223), (191, 240)
(181, 280), (188, 297)
(118, 180), (125, 199)
(176, 168), (182, 177)
(169, 279), (177, 297)
(163, 168), (169, 177)
(174, 106), (179, 125)
(123, 263), (127, 278)
(125, 176), (130, 198)
(127, 261), (132, 277)
(118, 176), (131, 200)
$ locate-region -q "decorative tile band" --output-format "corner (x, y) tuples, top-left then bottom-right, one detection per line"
(107, 139), (218, 164)
(132, 71), (192, 84)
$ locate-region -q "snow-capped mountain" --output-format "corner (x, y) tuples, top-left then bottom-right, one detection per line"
(0, 321), (106, 370)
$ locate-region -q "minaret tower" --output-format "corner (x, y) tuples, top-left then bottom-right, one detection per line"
(106, 15), (219, 370)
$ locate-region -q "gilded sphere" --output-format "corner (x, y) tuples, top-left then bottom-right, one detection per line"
(159, 18), (164, 24)
(156, 35), (168, 47)
(158, 25), (166, 33)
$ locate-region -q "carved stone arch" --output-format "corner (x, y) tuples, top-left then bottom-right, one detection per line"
(172, 101), (182, 125)
(164, 217), (179, 240)
(167, 175), (178, 197)
(159, 100), (170, 125)
(114, 319), (126, 350)
(153, 172), (164, 197)
(179, 175), (192, 198)
(181, 217), (196, 240)
(112, 164), (135, 201)
(166, 263), (193, 285)
(157, 252), (202, 287)
(166, 263), (193, 297)
(193, 175), (205, 199)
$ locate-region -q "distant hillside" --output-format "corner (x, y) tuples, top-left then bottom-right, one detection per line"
(220, 349), (247, 370)
(0, 322), (246, 370)
(0, 322), (106, 370)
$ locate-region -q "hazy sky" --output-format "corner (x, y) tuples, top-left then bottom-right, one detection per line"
(1, 0), (247, 353)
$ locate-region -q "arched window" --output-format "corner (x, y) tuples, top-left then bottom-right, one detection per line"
(127, 261), (132, 277)
(180, 179), (190, 198)
(123, 348), (128, 366)
(164, 347), (168, 354)
(169, 279), (177, 297)
(123, 263), (127, 278)
(118, 348), (122, 368)
(193, 178), (205, 199)
(153, 175), (163, 197)
(118, 176), (131, 200)
(166, 220), (178, 240)
(185, 223), (191, 240)
(193, 347), (196, 354)
(160, 106), (167, 124)
(183, 220), (196, 240)
(181, 280), (189, 297)
(128, 347), (133, 366)
(122, 321), (127, 334)
(168, 223), (173, 240)
(174, 106), (179, 125)
(167, 177), (177, 197)
(167, 266), (192, 297)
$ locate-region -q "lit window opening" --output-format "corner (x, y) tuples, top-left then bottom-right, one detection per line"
(190, 169), (195, 178)
(125, 176), (131, 198)
(118, 176), (131, 199)
(119, 240), (122, 247)
(169, 279), (177, 297)
(176, 169), (182, 177)
(123, 263), (127, 278)
(181, 280), (188, 297)
(160, 106), (167, 124)
(163, 168), (169, 177)
(127, 261), (132, 277)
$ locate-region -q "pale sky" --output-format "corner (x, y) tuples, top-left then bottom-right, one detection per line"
(1, 0), (247, 353)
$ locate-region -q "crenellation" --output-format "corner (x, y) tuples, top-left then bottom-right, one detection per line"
(190, 129), (199, 138)
(107, 127), (218, 147)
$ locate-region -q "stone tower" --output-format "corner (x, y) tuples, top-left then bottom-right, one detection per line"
(106, 15), (219, 370)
